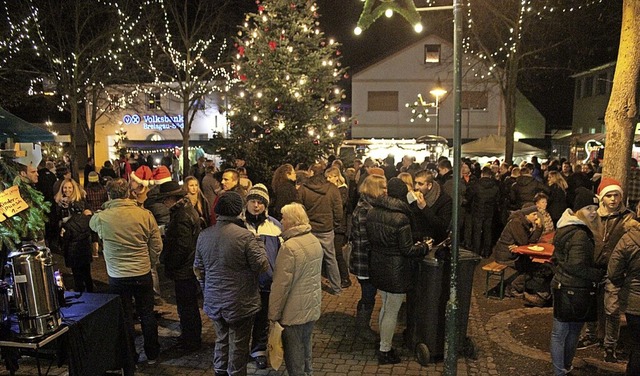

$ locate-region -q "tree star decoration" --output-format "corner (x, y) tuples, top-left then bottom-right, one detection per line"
(356, 0), (422, 33)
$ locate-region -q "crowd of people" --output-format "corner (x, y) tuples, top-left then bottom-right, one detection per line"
(14, 149), (640, 376)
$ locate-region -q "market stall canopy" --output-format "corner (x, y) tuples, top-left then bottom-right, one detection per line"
(461, 134), (545, 158)
(0, 106), (54, 143)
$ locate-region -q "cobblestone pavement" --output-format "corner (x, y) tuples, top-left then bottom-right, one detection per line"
(0, 252), (628, 375)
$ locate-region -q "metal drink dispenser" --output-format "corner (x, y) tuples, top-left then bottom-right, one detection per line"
(8, 243), (61, 338)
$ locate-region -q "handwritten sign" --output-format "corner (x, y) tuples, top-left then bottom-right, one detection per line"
(0, 185), (29, 222)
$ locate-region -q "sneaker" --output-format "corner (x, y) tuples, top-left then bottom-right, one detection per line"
(576, 336), (599, 350)
(378, 348), (401, 365)
(147, 358), (157, 365)
(254, 355), (268, 369)
(604, 347), (618, 363)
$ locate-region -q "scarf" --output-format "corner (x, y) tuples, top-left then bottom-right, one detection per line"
(245, 211), (268, 229)
(424, 181), (441, 208)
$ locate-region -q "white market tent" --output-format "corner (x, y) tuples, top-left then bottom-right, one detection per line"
(461, 134), (545, 163)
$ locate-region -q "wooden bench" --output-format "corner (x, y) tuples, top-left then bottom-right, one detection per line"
(482, 261), (508, 299)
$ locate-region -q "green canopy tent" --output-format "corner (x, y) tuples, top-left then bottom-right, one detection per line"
(0, 106), (54, 143)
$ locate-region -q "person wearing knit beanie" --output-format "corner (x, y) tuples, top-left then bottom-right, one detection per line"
(215, 191), (244, 217)
(597, 177), (623, 200)
(387, 177), (408, 201)
(246, 184), (270, 207)
(573, 187), (599, 212)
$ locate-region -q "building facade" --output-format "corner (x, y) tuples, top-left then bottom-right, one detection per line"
(351, 35), (545, 140)
(570, 62), (616, 135)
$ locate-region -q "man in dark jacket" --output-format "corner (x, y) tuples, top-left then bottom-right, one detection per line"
(159, 181), (202, 351)
(494, 205), (543, 297)
(411, 169), (452, 244)
(298, 163), (344, 295)
(436, 159), (454, 198)
(467, 167), (499, 257)
(194, 191), (268, 376)
(509, 166), (548, 210)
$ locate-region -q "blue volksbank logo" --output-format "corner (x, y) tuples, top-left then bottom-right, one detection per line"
(122, 114), (184, 130)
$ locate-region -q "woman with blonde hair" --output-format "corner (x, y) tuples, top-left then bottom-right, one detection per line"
(325, 166), (351, 288)
(351, 174), (387, 341)
(547, 171), (569, 224)
(397, 172), (414, 192)
(54, 178), (87, 221)
(271, 163), (299, 221)
(184, 176), (210, 229)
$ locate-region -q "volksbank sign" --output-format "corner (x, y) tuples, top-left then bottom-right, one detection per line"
(122, 113), (184, 130)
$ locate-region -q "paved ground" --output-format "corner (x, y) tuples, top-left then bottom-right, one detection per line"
(0, 250), (629, 375)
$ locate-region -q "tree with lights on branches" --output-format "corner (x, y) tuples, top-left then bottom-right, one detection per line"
(221, 0), (348, 182)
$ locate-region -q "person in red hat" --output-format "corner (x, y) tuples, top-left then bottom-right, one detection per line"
(577, 177), (637, 363)
(130, 165), (154, 205)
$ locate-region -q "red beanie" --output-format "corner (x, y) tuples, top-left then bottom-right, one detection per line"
(130, 165), (153, 187)
(597, 177), (623, 199)
(153, 166), (172, 185)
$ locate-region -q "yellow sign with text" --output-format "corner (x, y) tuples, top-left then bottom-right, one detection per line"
(0, 185), (29, 222)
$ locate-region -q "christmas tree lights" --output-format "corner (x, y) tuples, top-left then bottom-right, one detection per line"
(222, 0), (348, 181)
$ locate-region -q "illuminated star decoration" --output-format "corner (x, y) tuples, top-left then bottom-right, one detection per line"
(405, 94), (437, 123)
(356, 0), (422, 33)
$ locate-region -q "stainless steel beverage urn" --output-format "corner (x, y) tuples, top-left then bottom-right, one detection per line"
(8, 243), (61, 338)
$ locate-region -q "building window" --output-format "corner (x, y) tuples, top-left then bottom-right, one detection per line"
(461, 91), (488, 110)
(424, 44), (441, 64)
(583, 76), (593, 98)
(575, 79), (582, 100)
(147, 92), (161, 110)
(367, 91), (398, 111)
(596, 73), (608, 96)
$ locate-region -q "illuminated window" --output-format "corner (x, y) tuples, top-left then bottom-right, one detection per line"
(424, 44), (441, 64)
(367, 91), (398, 111)
(575, 79), (582, 100)
(583, 77), (593, 98)
(461, 91), (488, 110)
(147, 92), (161, 110)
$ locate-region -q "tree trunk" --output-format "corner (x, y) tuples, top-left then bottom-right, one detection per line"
(503, 56), (519, 165)
(69, 99), (80, 182)
(182, 104), (191, 180)
(603, 0), (640, 193)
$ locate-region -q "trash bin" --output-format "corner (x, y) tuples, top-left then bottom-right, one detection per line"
(404, 247), (481, 365)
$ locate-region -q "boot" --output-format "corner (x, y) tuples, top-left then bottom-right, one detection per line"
(355, 302), (377, 342)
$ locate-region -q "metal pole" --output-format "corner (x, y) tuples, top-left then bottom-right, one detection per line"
(435, 95), (440, 136)
(444, 0), (463, 375)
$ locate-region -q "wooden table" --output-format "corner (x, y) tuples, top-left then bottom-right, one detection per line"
(512, 242), (554, 263)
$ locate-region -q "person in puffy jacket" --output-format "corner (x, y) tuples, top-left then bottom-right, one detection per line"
(366, 178), (428, 365)
(550, 187), (603, 376)
(608, 215), (640, 376)
(269, 203), (322, 376)
(509, 166), (548, 210)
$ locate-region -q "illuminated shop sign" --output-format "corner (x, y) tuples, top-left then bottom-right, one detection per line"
(122, 113), (184, 130)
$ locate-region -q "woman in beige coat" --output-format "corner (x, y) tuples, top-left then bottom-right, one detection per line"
(269, 203), (323, 376)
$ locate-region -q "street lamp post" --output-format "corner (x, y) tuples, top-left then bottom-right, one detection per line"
(356, 2), (462, 375)
(429, 79), (447, 136)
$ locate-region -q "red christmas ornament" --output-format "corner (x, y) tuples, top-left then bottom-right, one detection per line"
(290, 3), (296, 9)
(240, 74), (248, 81)
(258, 5), (264, 12)
(343, 73), (350, 79)
(265, 128), (271, 134)
(268, 41), (277, 51)
(313, 139), (320, 145)
(280, 34), (286, 40)
(257, 59), (263, 65)
(336, 50), (341, 56)
(237, 46), (245, 56)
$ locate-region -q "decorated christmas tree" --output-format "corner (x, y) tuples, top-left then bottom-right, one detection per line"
(222, 0), (348, 181)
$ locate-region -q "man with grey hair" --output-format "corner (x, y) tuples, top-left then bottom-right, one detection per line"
(89, 178), (162, 364)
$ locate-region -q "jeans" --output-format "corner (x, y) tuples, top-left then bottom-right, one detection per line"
(212, 314), (255, 376)
(282, 321), (315, 376)
(357, 278), (377, 307)
(109, 272), (160, 361)
(71, 265), (94, 293)
(472, 214), (494, 256)
(250, 291), (270, 358)
(313, 231), (341, 294)
(550, 318), (584, 376)
(378, 291), (405, 352)
(174, 276), (202, 345)
(626, 313), (640, 376)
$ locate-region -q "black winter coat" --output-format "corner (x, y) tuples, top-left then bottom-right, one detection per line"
(552, 215), (603, 288)
(467, 177), (499, 219)
(366, 196), (427, 293)
(547, 184), (567, 224)
(61, 213), (93, 268)
(510, 175), (548, 210)
(162, 198), (201, 280)
(410, 191), (452, 244)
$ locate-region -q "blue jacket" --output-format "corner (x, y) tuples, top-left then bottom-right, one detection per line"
(244, 213), (282, 292)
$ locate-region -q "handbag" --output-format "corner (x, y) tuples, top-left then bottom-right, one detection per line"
(267, 321), (284, 370)
(552, 282), (598, 322)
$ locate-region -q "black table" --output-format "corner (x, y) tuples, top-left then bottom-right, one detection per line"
(0, 292), (135, 376)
